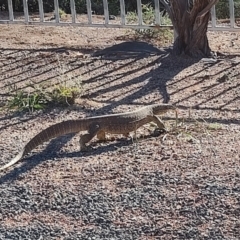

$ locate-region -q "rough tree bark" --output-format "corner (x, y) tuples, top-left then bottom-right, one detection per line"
(160, 0), (219, 57)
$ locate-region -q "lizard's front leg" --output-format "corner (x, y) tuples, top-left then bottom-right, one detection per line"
(150, 115), (167, 135)
(79, 123), (100, 151)
(151, 115), (165, 129)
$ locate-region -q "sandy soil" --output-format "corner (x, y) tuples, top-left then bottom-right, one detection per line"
(0, 23), (240, 239)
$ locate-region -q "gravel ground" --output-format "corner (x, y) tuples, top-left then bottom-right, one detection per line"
(0, 24), (240, 239)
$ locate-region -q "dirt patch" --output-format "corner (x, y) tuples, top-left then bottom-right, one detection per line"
(0, 24), (240, 239)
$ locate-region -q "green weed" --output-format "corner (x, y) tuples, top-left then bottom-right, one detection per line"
(126, 4), (173, 40)
(58, 8), (66, 18)
(7, 85), (47, 112)
(6, 81), (82, 113)
(50, 84), (80, 106)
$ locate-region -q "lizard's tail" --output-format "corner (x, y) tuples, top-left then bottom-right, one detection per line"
(0, 150), (24, 171)
(0, 120), (84, 171)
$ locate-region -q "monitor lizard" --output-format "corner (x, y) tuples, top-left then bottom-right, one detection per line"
(0, 104), (176, 171)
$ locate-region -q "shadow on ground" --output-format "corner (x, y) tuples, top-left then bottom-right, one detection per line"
(0, 41), (239, 175)
(1, 41), (239, 124)
(0, 131), (160, 184)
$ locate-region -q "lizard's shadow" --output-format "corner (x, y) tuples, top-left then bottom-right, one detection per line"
(0, 132), (158, 184)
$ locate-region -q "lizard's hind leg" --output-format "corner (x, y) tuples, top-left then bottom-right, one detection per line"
(79, 124), (101, 151)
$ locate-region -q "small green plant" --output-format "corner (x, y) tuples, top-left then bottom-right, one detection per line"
(7, 85), (48, 112)
(6, 82), (82, 113)
(58, 8), (66, 18)
(127, 4), (155, 26)
(5, 58), (83, 113)
(51, 84), (80, 106)
(53, 57), (83, 105)
(126, 4), (173, 40)
(126, 11), (138, 24)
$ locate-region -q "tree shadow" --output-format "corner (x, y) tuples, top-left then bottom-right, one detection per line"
(0, 41), (195, 129)
(0, 41), (239, 178)
(0, 131), (159, 184)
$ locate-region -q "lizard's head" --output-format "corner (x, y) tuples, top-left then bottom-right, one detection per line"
(152, 104), (176, 115)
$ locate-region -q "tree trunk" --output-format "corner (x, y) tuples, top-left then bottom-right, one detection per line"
(161, 0), (219, 57)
